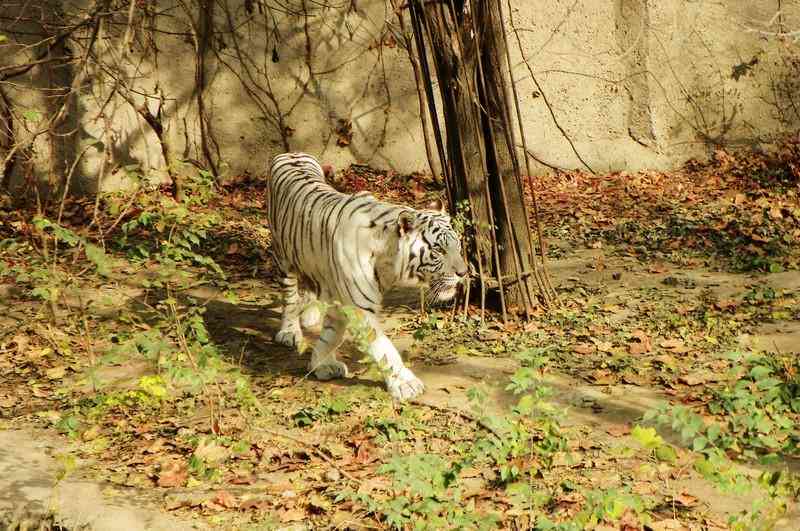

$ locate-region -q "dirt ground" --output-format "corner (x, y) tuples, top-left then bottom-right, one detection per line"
(1, 150), (799, 529)
(2, 242), (798, 530)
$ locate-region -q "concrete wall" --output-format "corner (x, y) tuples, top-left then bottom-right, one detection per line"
(0, 0), (797, 191)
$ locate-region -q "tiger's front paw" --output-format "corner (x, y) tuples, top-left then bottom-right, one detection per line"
(300, 305), (322, 328)
(275, 326), (304, 351)
(310, 360), (350, 381)
(386, 368), (425, 402)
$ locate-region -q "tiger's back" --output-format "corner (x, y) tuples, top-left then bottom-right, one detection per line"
(267, 152), (402, 310)
(266, 151), (467, 401)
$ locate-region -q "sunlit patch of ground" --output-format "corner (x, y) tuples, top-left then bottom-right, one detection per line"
(1, 146), (798, 528)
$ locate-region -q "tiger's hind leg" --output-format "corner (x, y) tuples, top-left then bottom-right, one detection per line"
(308, 306), (350, 380)
(275, 273), (305, 350)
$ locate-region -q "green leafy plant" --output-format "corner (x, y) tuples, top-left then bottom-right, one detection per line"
(292, 396), (350, 427)
(646, 350), (800, 462)
(341, 453), (499, 530)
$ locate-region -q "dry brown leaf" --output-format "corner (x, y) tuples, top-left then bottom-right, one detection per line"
(605, 423), (632, 437)
(0, 395), (18, 408)
(619, 508), (642, 531)
(659, 338), (684, 350)
(573, 342), (594, 355)
(673, 491), (699, 508)
(194, 437), (230, 464)
(144, 438), (168, 454)
(157, 462), (188, 488)
(650, 519), (686, 531)
(207, 490), (238, 510)
(45, 366), (66, 380)
(678, 370), (716, 386)
(31, 386), (51, 398)
(628, 343), (648, 355)
(240, 497), (271, 511)
(280, 508), (306, 523)
(714, 299), (737, 310)
(590, 369), (615, 385)
(595, 340), (614, 353)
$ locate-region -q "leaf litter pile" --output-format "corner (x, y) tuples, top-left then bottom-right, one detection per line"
(535, 141), (800, 272)
(0, 142), (798, 530)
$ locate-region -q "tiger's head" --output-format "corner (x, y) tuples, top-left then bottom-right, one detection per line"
(395, 205), (468, 302)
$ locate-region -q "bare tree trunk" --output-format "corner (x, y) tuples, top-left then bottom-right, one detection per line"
(475, 1), (538, 312)
(411, 0), (542, 317)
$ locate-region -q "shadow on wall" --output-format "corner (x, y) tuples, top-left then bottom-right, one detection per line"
(1, 0), (424, 195)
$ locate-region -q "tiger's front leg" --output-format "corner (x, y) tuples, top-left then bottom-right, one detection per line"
(362, 313), (425, 401)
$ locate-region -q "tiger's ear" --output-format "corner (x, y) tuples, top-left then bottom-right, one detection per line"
(426, 198), (446, 213)
(397, 211), (416, 236)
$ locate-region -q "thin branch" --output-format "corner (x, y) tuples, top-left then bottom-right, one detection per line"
(507, 8), (595, 174)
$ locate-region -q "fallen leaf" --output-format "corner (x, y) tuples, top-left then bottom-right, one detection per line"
(714, 299), (737, 310)
(590, 369), (615, 385)
(606, 423), (632, 437)
(309, 493), (331, 513)
(280, 507), (306, 523)
(240, 497), (271, 511)
(619, 508), (642, 531)
(228, 474), (256, 485)
(595, 340), (614, 353)
(650, 519), (686, 531)
(157, 461), (188, 488)
(194, 437), (230, 464)
(573, 342), (594, 355)
(207, 490), (238, 510)
(31, 385), (51, 398)
(0, 395), (18, 408)
(659, 338), (685, 351)
(45, 366), (66, 379)
(673, 492), (698, 508)
(679, 370), (718, 386)
(165, 493), (208, 510)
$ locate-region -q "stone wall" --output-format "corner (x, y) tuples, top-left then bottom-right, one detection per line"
(0, 1), (797, 192)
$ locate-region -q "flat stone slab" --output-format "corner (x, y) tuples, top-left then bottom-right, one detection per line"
(0, 429), (207, 531)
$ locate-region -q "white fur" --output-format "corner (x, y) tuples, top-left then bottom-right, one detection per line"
(268, 152), (464, 402)
(369, 334), (425, 401)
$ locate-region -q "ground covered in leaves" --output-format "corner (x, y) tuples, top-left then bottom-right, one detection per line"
(0, 143), (799, 530)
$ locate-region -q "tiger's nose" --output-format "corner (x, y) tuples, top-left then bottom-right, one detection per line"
(455, 258), (468, 278)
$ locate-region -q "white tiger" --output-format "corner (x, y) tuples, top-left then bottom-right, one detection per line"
(267, 152), (468, 401)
